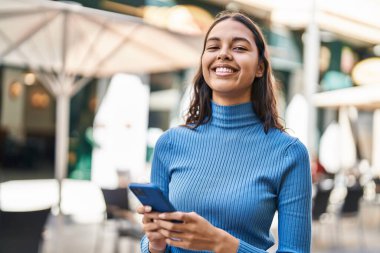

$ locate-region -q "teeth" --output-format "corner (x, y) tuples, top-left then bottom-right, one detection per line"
(215, 67), (234, 73)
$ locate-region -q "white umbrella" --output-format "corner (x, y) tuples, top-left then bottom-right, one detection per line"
(204, 0), (380, 44)
(0, 0), (202, 210)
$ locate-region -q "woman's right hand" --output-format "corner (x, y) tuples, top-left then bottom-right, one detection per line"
(137, 205), (167, 253)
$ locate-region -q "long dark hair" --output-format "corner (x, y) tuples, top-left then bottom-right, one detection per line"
(184, 10), (284, 133)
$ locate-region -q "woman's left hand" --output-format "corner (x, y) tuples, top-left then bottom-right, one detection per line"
(156, 211), (239, 253)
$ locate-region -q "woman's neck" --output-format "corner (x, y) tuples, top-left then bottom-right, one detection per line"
(212, 93), (251, 106)
(210, 101), (260, 128)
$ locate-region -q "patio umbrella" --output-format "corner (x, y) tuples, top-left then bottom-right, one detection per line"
(203, 0), (380, 44)
(0, 0), (202, 210)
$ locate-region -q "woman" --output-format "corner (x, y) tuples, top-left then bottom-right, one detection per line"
(137, 10), (312, 253)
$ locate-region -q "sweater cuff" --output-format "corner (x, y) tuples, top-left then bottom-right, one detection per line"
(238, 240), (266, 253)
(140, 235), (169, 253)
(141, 235), (150, 253)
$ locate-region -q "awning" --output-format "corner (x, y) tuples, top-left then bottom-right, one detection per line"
(313, 85), (380, 109)
(203, 0), (380, 44)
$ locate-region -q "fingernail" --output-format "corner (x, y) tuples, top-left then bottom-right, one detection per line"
(158, 213), (165, 218)
(145, 206), (152, 212)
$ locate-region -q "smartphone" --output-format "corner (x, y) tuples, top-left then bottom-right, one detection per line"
(129, 183), (177, 213)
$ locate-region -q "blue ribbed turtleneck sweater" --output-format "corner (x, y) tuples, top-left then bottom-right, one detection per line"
(141, 102), (312, 253)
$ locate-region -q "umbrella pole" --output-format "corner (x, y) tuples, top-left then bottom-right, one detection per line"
(55, 94), (70, 214)
(303, 0), (320, 157)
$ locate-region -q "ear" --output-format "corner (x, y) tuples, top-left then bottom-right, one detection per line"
(255, 61), (265, 78)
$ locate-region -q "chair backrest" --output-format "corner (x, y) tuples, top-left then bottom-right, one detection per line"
(101, 188), (130, 219)
(0, 208), (51, 253)
(374, 177), (380, 194)
(312, 180), (334, 221)
(341, 183), (364, 216)
(312, 187), (333, 221)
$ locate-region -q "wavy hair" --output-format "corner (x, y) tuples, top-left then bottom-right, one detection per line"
(184, 10), (284, 133)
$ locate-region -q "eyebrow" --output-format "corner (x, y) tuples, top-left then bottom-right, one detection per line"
(206, 36), (252, 45)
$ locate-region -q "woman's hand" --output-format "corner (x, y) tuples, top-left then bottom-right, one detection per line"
(156, 212), (239, 253)
(136, 205), (167, 253)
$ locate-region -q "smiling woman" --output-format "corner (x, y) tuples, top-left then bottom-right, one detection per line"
(202, 19), (262, 105)
(137, 10), (312, 253)
(187, 11), (282, 132)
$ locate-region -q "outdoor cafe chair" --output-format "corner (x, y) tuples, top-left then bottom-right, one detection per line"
(0, 207), (51, 253)
(312, 179), (334, 244)
(335, 182), (365, 248)
(95, 188), (144, 253)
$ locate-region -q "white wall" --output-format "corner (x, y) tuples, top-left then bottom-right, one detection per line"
(24, 84), (55, 133)
(91, 74), (150, 188)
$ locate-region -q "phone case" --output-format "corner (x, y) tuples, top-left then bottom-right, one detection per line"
(128, 183), (177, 213)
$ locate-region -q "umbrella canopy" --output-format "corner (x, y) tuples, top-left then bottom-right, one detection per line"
(0, 0), (202, 78)
(203, 0), (380, 44)
(0, 0), (202, 210)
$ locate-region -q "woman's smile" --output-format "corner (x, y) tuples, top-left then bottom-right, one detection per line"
(212, 65), (238, 77)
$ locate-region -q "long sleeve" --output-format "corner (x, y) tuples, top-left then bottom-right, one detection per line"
(236, 139), (311, 253)
(150, 132), (172, 197)
(277, 139), (312, 252)
(141, 132), (173, 253)
(141, 236), (150, 253)
(141, 235), (172, 253)
(237, 240), (268, 253)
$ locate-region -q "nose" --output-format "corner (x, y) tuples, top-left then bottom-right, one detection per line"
(217, 49), (232, 61)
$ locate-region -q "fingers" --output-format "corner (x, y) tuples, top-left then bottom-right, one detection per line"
(146, 231), (165, 241)
(158, 211), (197, 223)
(143, 220), (161, 231)
(158, 228), (185, 240)
(140, 210), (202, 242)
(144, 212), (161, 220)
(143, 214), (168, 234)
(156, 219), (188, 232)
(142, 212), (161, 224)
(137, 205), (158, 224)
(142, 215), (152, 224)
(154, 212), (200, 234)
(164, 237), (196, 249)
(136, 205), (152, 214)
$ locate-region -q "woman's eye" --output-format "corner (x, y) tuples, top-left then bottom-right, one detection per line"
(206, 46), (219, 51)
(234, 46), (247, 51)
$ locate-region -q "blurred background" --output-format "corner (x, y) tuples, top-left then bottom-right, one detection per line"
(0, 0), (380, 252)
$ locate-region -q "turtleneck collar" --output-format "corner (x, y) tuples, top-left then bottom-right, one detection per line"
(210, 101), (261, 128)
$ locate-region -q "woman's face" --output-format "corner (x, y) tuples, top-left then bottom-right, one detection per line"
(202, 19), (263, 105)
